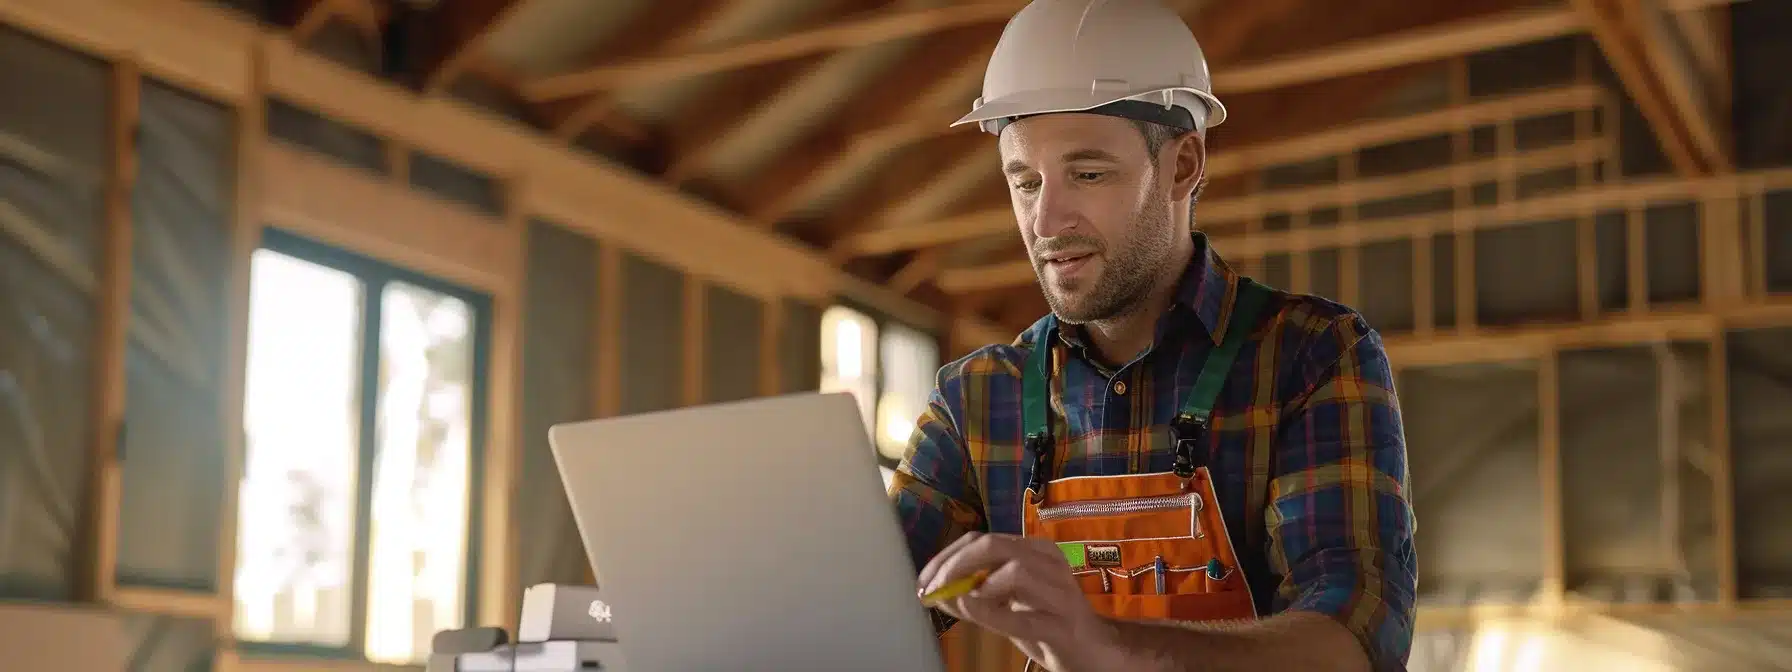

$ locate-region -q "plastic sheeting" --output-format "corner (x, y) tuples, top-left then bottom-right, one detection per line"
(780, 299), (822, 394)
(1763, 190), (1791, 293)
(1559, 344), (1719, 603)
(1728, 327), (1792, 599)
(115, 79), (235, 592)
(618, 252), (683, 415)
(120, 611), (216, 672)
(1644, 203), (1701, 305)
(1360, 239), (1415, 332)
(703, 284), (762, 404)
(409, 150), (503, 217)
(1593, 211), (1629, 313)
(0, 25), (110, 601)
(265, 98), (386, 176)
(1401, 360), (1544, 605)
(1432, 233), (1458, 327)
(1476, 219), (1579, 325)
(515, 220), (599, 590)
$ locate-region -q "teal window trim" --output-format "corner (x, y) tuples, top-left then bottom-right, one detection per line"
(235, 228), (490, 663)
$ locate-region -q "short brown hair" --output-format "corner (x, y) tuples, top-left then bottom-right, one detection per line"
(1131, 120), (1206, 207)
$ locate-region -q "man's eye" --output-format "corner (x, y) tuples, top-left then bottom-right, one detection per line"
(1012, 179), (1041, 192)
(1075, 172), (1104, 181)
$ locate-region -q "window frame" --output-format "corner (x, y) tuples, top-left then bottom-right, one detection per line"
(819, 300), (945, 472)
(234, 228), (492, 664)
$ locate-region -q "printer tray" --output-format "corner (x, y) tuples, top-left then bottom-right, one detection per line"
(456, 640), (626, 672)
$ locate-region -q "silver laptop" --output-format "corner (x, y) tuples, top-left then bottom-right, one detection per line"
(549, 392), (946, 672)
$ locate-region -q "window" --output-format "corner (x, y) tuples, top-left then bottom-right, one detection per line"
(821, 306), (879, 435)
(233, 230), (488, 665)
(819, 306), (941, 489)
(876, 324), (940, 461)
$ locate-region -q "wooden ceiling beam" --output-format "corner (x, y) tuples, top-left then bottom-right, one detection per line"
(518, 2), (1024, 102)
(398, 0), (527, 93)
(734, 27), (999, 226)
(887, 249), (947, 296)
(834, 83), (1603, 259)
(536, 0), (734, 145)
(273, 0), (344, 43)
(1572, 0), (1732, 175)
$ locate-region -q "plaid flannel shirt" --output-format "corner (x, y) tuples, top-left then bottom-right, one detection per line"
(888, 233), (1417, 671)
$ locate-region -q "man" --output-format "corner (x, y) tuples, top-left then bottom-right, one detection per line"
(887, 1), (1417, 671)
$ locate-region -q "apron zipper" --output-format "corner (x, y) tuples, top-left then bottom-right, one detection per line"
(1034, 492), (1202, 523)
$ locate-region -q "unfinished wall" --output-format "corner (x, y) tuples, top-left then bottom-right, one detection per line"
(510, 218), (835, 591)
(1402, 361), (1544, 605)
(1728, 327), (1792, 599)
(116, 78), (237, 593)
(0, 23), (108, 603)
(516, 219), (599, 589)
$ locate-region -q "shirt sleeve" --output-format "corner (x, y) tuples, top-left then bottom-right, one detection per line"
(887, 373), (987, 635)
(1265, 314), (1418, 672)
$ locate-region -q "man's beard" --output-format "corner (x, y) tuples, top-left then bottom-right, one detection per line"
(1033, 196), (1176, 325)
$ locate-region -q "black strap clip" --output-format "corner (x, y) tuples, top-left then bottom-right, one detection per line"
(1170, 413), (1207, 479)
(1024, 432), (1053, 501)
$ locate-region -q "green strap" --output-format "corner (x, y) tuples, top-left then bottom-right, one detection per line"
(1177, 279), (1271, 427)
(1021, 278), (1272, 448)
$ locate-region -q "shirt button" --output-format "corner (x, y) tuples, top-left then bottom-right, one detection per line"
(1113, 380), (1128, 395)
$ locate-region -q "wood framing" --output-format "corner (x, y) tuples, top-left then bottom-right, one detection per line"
(76, 57), (139, 606)
(517, 3), (1022, 101)
(938, 165), (1792, 293)
(212, 41), (267, 647)
(409, 0), (527, 93)
(5, 0), (964, 330)
(836, 84), (1606, 260)
(5, 2), (1789, 671)
(1573, 0), (1732, 175)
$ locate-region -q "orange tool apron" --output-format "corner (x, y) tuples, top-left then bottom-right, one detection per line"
(1014, 279), (1270, 669)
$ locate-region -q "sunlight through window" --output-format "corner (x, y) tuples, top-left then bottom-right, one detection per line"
(233, 240), (483, 665)
(875, 324), (939, 462)
(365, 282), (474, 664)
(234, 250), (361, 648)
(821, 306), (878, 436)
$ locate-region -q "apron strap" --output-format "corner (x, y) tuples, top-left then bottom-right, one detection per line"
(1021, 317), (1057, 498)
(1020, 278), (1274, 494)
(1170, 278), (1270, 478)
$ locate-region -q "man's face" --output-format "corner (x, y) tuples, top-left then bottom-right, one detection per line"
(999, 114), (1182, 324)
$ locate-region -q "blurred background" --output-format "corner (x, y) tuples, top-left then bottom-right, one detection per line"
(0, 0), (1788, 670)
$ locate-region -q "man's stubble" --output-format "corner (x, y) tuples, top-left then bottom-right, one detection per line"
(1035, 189), (1179, 325)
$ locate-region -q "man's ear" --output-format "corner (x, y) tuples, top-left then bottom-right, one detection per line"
(1171, 131), (1206, 201)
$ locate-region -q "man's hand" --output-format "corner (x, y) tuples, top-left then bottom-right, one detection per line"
(917, 532), (1134, 672)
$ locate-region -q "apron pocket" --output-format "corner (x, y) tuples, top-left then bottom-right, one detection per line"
(1084, 588), (1256, 623)
(1064, 538), (1239, 595)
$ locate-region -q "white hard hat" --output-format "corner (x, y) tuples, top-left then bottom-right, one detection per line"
(953, 0), (1227, 136)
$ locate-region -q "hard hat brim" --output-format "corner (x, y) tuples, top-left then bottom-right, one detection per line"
(952, 87), (1227, 132)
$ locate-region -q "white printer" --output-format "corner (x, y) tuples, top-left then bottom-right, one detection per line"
(427, 584), (628, 672)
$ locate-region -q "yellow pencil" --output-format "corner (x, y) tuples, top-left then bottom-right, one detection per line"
(919, 570), (991, 607)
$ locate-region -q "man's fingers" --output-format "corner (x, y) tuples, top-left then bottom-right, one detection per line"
(919, 532), (1032, 594)
(948, 564), (1069, 643)
(957, 596), (1060, 643)
(918, 531), (983, 591)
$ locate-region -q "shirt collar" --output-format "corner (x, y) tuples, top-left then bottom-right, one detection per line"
(1053, 231), (1242, 352)
(1176, 231), (1244, 347)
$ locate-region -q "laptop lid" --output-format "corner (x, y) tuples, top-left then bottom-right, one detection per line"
(549, 392), (945, 672)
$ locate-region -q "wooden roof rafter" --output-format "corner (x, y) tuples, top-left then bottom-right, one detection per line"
(732, 25), (1002, 228)
(516, 2), (1026, 102)
(403, 0), (529, 94)
(532, 0), (738, 146)
(1572, 0), (1734, 176)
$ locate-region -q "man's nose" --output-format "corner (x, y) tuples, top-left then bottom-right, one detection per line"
(1028, 178), (1080, 239)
